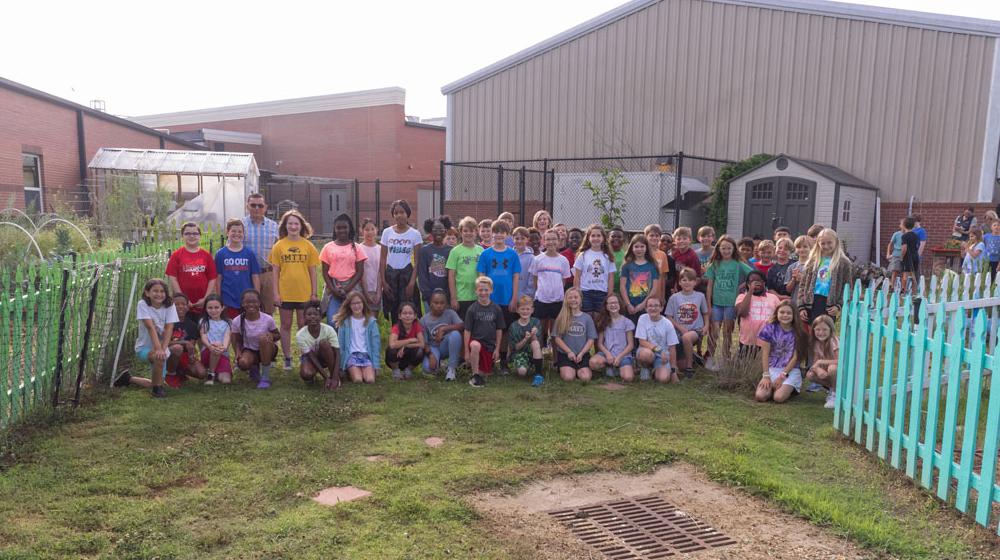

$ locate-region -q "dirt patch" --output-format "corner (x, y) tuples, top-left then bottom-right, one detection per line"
(425, 436), (445, 448)
(148, 475), (207, 497)
(600, 382), (627, 391)
(471, 463), (875, 560)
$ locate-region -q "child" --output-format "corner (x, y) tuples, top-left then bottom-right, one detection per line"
(215, 219), (260, 319)
(807, 224), (825, 238)
(562, 228), (584, 269)
(773, 226), (791, 243)
(513, 226), (536, 300)
(671, 227), (702, 282)
(766, 238), (795, 299)
(497, 212), (516, 247)
(553, 288), (597, 382)
(665, 268), (709, 378)
(886, 219), (905, 290)
(962, 226), (987, 275)
(527, 227), (542, 256)
(704, 236), (752, 370)
(359, 219), (383, 314)
(609, 227), (627, 287)
(589, 293), (636, 381)
(532, 210), (552, 235)
(446, 216), (485, 317)
(507, 295), (544, 385)
(530, 230), (572, 350)
(805, 314), (839, 409)
(899, 217), (921, 292)
(552, 223), (568, 251)
(644, 225), (675, 301)
(380, 199), (423, 323)
(736, 271), (781, 356)
(320, 213), (367, 323)
(166, 222), (217, 318)
(126, 278), (177, 398)
(572, 224), (616, 317)
(420, 289), (464, 381)
(985, 220), (1000, 276)
(165, 293), (206, 387)
(417, 217), (453, 310)
(695, 226), (715, 266)
(737, 237), (755, 263)
(333, 292), (382, 384)
(634, 296), (680, 383)
(477, 220), (521, 368)
(199, 295), (232, 385)
(796, 228), (852, 324)
(444, 227), (458, 247)
(231, 289), (279, 389)
(785, 236), (815, 309)
(464, 276), (506, 387)
(619, 233), (660, 324)
(753, 240), (775, 275)
(755, 300), (808, 404)
(386, 301), (425, 380)
(933, 256), (959, 299)
(478, 219), (494, 248)
(270, 210), (319, 370)
(295, 301), (341, 390)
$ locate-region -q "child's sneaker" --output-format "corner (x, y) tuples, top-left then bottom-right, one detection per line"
(806, 382), (824, 392)
(683, 368), (695, 379)
(605, 367), (617, 378)
(249, 365), (260, 383)
(639, 368), (651, 381)
(392, 368), (403, 381)
(257, 379), (271, 389)
(151, 385), (167, 399)
(704, 356), (720, 372)
(531, 374), (544, 387)
(113, 372), (132, 387)
(204, 373), (215, 386)
(445, 369), (456, 382)
(283, 357), (293, 371)
(824, 391), (837, 409)
(469, 374), (485, 388)
(402, 368), (413, 380)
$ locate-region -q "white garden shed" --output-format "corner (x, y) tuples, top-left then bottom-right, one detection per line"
(726, 155), (878, 263)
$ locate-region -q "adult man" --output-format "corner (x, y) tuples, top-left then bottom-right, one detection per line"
(241, 193), (279, 314)
(952, 207), (977, 242)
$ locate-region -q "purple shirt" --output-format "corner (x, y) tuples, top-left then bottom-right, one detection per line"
(231, 313), (277, 350)
(758, 322), (798, 369)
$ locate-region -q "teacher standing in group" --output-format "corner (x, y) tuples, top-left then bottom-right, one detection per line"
(242, 193), (279, 315)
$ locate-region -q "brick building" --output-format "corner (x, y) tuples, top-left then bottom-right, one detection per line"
(132, 88), (446, 233)
(0, 77), (202, 213)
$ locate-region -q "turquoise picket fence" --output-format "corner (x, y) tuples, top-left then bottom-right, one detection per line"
(835, 272), (1000, 534)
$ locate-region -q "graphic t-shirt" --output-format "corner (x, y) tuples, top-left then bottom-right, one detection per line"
(813, 257), (832, 297)
(360, 243), (381, 293)
(601, 315), (635, 357)
(269, 238), (320, 303)
(296, 323), (339, 354)
(517, 248), (536, 299)
(573, 249), (616, 292)
(695, 247), (713, 266)
(508, 317), (541, 357)
(165, 247), (218, 313)
(231, 313), (277, 351)
(621, 260), (659, 308)
(319, 241), (367, 282)
(464, 301), (506, 350)
(635, 314), (680, 350)
(735, 292), (780, 346)
(380, 226), (423, 270)
(417, 244), (452, 299)
(704, 260), (753, 307)
(531, 253), (572, 303)
(766, 261), (793, 297)
(215, 246), (260, 309)
(419, 309), (462, 342)
(172, 317), (199, 343)
(985, 233), (1000, 262)
(445, 244), (484, 302)
(665, 291), (708, 331)
(558, 312), (597, 355)
(477, 246), (522, 306)
(135, 301), (179, 351)
(758, 322), (798, 369)
(671, 248), (702, 276)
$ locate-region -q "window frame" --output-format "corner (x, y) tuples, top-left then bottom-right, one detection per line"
(22, 153), (43, 211)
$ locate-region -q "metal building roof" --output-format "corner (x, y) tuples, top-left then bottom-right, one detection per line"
(88, 148), (259, 176)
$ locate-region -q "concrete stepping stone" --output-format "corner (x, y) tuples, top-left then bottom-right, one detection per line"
(312, 486), (371, 506)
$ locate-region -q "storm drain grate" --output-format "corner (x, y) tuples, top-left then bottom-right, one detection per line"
(548, 495), (736, 559)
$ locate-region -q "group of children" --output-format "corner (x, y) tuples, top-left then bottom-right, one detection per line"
(120, 201), (845, 408)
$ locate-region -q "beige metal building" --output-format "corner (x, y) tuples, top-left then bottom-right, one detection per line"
(442, 0), (1000, 213)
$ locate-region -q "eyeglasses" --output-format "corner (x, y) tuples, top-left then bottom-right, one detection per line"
(249, 203), (265, 209)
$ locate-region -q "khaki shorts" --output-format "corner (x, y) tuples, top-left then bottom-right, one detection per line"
(259, 267), (275, 315)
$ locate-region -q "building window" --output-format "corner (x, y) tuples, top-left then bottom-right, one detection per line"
(751, 183), (773, 200)
(213, 142), (225, 151)
(841, 199), (851, 223)
(22, 154), (42, 212)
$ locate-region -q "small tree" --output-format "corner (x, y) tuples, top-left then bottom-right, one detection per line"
(583, 168), (629, 230)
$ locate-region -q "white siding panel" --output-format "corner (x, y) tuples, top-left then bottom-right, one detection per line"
(448, 0), (996, 203)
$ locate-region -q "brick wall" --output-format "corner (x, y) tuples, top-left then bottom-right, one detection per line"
(880, 201), (996, 271)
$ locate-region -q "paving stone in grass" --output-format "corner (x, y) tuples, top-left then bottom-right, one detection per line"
(313, 486), (371, 506)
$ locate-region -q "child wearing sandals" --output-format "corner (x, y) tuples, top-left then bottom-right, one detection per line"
(296, 301), (341, 390)
(333, 291), (382, 384)
(806, 314), (839, 409)
(589, 293), (636, 382)
(507, 296), (544, 386)
(552, 288), (597, 382)
(755, 300), (808, 403)
(231, 289), (280, 389)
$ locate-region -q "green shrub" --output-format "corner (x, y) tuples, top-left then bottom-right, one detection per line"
(706, 153), (773, 233)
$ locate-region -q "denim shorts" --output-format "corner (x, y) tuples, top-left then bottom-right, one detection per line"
(581, 290), (607, 313)
(136, 346), (167, 374)
(712, 305), (737, 322)
(596, 351), (634, 367)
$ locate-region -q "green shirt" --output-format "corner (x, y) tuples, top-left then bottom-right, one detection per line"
(445, 243), (484, 302)
(507, 317), (540, 356)
(704, 259), (753, 307)
(612, 248), (626, 287)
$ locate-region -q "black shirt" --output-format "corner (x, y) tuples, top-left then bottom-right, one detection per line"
(172, 317), (200, 342)
(464, 301), (506, 351)
(766, 261), (793, 296)
(901, 231), (920, 270)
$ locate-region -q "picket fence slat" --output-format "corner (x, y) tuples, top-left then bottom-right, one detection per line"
(920, 304), (948, 490)
(855, 284), (873, 443)
(876, 293), (897, 457)
(890, 298), (912, 469)
(955, 313), (987, 513)
(977, 342), (1000, 529)
(834, 283), (852, 430)
(905, 302), (929, 478)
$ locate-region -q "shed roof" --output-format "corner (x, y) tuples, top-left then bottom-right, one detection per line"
(729, 154), (876, 189)
(441, 0), (1000, 95)
(88, 148), (258, 176)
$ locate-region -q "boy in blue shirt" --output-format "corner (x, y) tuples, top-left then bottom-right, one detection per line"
(477, 220), (521, 370)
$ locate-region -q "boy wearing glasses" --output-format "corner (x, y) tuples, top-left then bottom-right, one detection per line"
(165, 222), (218, 319)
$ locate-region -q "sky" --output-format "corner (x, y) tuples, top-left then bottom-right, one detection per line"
(2, 0), (998, 120)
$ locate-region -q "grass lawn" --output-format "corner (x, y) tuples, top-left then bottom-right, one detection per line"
(1, 367), (998, 559)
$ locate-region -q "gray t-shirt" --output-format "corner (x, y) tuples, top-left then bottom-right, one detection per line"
(665, 290), (708, 331)
(602, 315), (635, 356)
(558, 312), (598, 354)
(464, 301), (506, 350)
(419, 308), (462, 341)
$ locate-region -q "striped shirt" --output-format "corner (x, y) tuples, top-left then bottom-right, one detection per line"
(242, 215), (278, 268)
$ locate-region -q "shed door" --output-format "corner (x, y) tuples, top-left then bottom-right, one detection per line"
(743, 177), (816, 238)
(321, 187), (346, 236)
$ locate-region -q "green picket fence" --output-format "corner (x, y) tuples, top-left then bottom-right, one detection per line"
(835, 274), (1000, 534)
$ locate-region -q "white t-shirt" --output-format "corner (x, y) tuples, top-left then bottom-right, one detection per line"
(573, 249), (616, 292)
(380, 226), (423, 270)
(530, 253), (572, 303)
(360, 243), (381, 292)
(635, 314), (679, 350)
(135, 300), (179, 351)
(350, 316), (368, 354)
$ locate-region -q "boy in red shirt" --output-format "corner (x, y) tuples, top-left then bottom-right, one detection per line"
(165, 222), (218, 318)
(670, 227), (702, 281)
